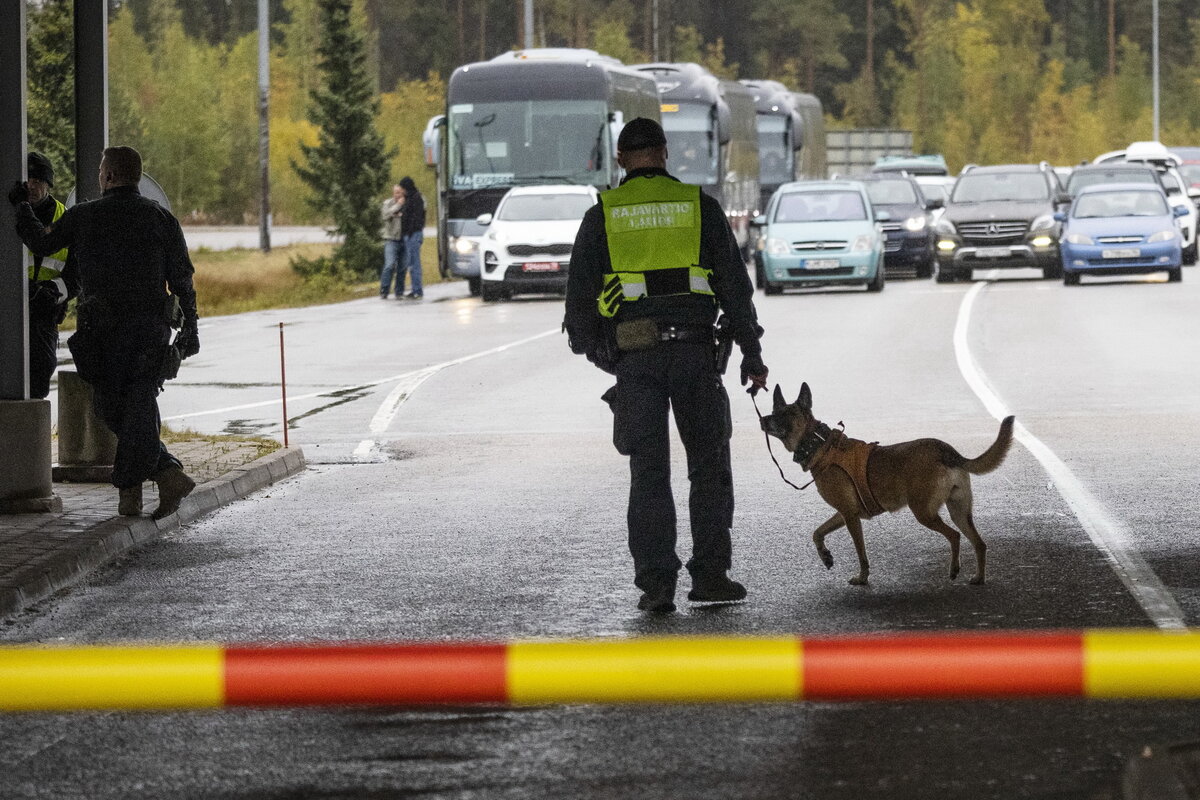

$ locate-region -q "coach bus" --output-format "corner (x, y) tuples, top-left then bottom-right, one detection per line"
(423, 49), (660, 294)
(738, 79), (827, 213)
(630, 62), (761, 254)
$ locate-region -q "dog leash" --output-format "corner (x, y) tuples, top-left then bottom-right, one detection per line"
(749, 391), (815, 492)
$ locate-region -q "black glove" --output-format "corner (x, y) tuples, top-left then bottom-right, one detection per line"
(8, 181), (29, 206)
(175, 318), (200, 359)
(740, 353), (768, 396)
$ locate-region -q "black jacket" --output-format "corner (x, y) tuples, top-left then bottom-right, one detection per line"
(16, 185), (197, 325)
(401, 189), (426, 237)
(564, 167), (762, 360)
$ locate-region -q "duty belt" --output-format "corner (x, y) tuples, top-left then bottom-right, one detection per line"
(655, 323), (713, 343)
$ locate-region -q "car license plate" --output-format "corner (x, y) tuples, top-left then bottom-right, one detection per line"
(522, 262), (560, 272)
(1101, 248), (1140, 259)
(975, 247), (1011, 258)
(803, 259), (840, 270)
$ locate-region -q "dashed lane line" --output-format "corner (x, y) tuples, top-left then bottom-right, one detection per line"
(955, 278), (1186, 630)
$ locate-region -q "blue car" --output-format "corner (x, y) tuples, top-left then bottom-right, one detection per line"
(753, 180), (887, 294)
(1057, 182), (1186, 285)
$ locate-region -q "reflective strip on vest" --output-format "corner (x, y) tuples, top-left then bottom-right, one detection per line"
(599, 176), (709, 318)
(28, 199), (68, 281)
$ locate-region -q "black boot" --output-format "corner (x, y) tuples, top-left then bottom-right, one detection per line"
(688, 573), (747, 603)
(637, 582), (676, 614)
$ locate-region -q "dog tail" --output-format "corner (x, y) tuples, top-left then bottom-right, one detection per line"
(962, 415), (1015, 475)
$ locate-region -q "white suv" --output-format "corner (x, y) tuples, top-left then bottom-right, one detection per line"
(1094, 142), (1200, 264)
(476, 185), (600, 302)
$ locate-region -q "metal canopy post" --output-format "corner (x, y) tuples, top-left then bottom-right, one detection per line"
(74, 0), (108, 203)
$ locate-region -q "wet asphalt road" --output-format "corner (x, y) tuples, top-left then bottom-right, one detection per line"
(4, 268), (1200, 798)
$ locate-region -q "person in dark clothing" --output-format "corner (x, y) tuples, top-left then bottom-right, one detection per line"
(11, 146), (200, 520)
(563, 118), (769, 614)
(21, 152), (75, 399)
(398, 176), (426, 299)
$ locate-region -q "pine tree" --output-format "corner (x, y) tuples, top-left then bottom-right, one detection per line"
(292, 0), (394, 277)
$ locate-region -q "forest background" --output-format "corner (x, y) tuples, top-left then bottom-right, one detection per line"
(24, 0), (1200, 226)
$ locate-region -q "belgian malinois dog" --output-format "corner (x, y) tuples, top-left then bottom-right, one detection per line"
(759, 382), (1014, 586)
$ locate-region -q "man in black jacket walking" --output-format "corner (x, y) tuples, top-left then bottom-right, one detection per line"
(11, 146), (200, 520)
(564, 118), (768, 614)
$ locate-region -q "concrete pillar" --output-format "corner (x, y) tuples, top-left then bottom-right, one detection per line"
(0, 400), (62, 513)
(53, 370), (116, 482)
(74, 0), (108, 202)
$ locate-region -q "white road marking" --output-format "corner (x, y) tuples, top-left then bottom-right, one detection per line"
(163, 328), (558, 425)
(955, 279), (1187, 630)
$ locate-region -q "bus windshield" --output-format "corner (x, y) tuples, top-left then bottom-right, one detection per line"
(447, 100), (609, 190)
(660, 102), (719, 185)
(756, 114), (792, 184)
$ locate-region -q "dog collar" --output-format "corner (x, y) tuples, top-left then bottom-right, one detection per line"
(793, 421), (832, 469)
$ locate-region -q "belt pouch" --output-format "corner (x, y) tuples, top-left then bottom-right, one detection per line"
(615, 318), (660, 352)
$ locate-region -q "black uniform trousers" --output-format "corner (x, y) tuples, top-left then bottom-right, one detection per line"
(86, 320), (182, 489)
(611, 340), (734, 592)
(27, 297), (59, 400)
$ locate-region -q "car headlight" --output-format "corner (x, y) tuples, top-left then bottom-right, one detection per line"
(1031, 214), (1056, 232)
(1065, 232), (1094, 245)
(766, 237), (790, 256)
(934, 219), (957, 236)
(904, 215), (927, 232)
(452, 236), (478, 255)
(1147, 230), (1178, 243)
(851, 235), (874, 252)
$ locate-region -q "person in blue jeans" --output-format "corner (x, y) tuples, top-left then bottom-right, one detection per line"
(380, 183), (405, 298)
(399, 176), (426, 299)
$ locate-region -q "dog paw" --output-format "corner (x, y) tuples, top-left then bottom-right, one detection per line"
(849, 575), (868, 586)
(818, 550), (834, 569)
(949, 567), (959, 580)
(969, 575), (985, 585)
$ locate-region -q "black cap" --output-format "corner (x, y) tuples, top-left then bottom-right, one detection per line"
(617, 118), (667, 152)
(27, 151), (54, 187)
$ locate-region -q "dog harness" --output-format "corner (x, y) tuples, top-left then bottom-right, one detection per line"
(801, 428), (885, 517)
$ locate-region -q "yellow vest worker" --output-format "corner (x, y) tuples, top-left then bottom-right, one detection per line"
(563, 117), (769, 614)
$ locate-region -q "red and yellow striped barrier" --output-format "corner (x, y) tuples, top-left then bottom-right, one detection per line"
(2, 630), (1199, 711)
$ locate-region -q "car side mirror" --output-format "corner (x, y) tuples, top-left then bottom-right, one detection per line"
(475, 213), (493, 226)
(1053, 211), (1067, 222)
(751, 214), (767, 227)
(1174, 205), (1190, 218)
(875, 210), (892, 222)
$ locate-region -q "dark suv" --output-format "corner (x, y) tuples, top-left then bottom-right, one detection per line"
(856, 173), (941, 278)
(934, 163), (1070, 282)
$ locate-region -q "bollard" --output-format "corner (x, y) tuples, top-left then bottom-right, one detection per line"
(3, 630), (1200, 712)
(53, 369), (117, 483)
(0, 399), (61, 513)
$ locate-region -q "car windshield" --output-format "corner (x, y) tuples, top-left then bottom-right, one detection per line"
(497, 193), (595, 221)
(774, 190), (867, 222)
(1179, 163), (1200, 187)
(952, 172), (1049, 203)
(1068, 170), (1156, 195)
(1073, 190), (1168, 219)
(865, 180), (919, 205)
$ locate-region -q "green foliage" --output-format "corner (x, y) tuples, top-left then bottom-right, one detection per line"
(291, 0), (394, 280)
(26, 0), (75, 200)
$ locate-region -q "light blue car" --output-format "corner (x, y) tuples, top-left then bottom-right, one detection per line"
(1056, 182), (1185, 285)
(753, 180), (888, 294)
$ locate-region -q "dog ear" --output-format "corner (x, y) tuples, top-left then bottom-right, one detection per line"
(772, 384), (785, 410)
(798, 382), (812, 411)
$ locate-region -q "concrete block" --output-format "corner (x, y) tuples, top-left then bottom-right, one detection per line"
(56, 371), (117, 466)
(0, 400), (57, 513)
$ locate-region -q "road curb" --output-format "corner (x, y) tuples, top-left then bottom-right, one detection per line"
(0, 447), (306, 621)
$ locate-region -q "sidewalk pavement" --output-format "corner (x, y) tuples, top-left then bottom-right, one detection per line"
(0, 441), (306, 620)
